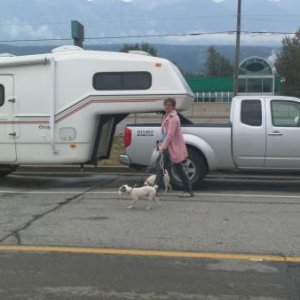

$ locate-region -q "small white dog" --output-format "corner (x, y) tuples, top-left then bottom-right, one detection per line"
(144, 169), (172, 193)
(118, 184), (160, 210)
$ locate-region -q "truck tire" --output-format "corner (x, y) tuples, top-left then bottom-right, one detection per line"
(169, 148), (207, 190)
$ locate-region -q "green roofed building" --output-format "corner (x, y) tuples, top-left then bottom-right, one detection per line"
(186, 56), (281, 103)
(186, 76), (234, 102)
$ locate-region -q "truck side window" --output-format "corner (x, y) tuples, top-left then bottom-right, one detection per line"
(93, 72), (151, 90)
(0, 84), (4, 107)
(241, 99), (262, 126)
(271, 100), (300, 127)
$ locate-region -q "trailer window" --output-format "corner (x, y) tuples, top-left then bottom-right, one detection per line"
(0, 85), (4, 106)
(241, 99), (262, 126)
(93, 72), (151, 90)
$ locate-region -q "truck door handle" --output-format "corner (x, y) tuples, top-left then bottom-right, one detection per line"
(268, 131), (283, 136)
(8, 98), (16, 103)
(8, 132), (16, 137)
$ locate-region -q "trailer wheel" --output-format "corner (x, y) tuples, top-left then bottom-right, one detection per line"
(169, 148), (207, 190)
(0, 170), (12, 177)
(0, 165), (13, 177)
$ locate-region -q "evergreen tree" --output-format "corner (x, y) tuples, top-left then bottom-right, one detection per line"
(120, 43), (158, 56)
(275, 28), (300, 97)
(204, 46), (233, 76)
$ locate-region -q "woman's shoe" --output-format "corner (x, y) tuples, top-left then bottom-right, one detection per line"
(179, 192), (194, 198)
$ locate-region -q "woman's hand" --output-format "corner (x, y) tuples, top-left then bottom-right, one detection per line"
(158, 145), (164, 154)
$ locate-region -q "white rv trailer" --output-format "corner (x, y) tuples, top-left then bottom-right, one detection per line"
(0, 45), (194, 175)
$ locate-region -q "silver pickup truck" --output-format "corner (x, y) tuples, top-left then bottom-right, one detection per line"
(120, 95), (300, 188)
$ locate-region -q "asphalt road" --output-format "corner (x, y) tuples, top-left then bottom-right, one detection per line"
(0, 170), (300, 299)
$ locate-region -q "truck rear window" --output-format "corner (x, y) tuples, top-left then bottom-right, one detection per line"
(93, 72), (151, 90)
(241, 99), (262, 126)
(0, 85), (4, 106)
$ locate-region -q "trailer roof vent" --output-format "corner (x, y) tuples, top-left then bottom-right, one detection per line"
(0, 53), (15, 57)
(51, 45), (84, 53)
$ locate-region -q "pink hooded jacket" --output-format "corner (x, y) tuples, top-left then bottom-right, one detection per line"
(161, 110), (188, 163)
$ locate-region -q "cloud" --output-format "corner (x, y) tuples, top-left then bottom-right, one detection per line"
(0, 18), (58, 41)
(267, 50), (278, 64)
(160, 31), (284, 46)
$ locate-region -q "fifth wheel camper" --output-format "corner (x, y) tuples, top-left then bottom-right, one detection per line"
(0, 45), (194, 175)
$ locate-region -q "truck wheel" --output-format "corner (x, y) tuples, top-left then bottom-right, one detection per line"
(169, 148), (207, 190)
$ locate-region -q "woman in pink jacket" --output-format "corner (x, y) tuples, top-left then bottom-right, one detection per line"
(157, 97), (194, 197)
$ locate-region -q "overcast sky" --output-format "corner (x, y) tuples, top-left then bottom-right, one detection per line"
(0, 0), (299, 46)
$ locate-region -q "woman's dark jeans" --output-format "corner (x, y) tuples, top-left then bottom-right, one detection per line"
(172, 162), (193, 193)
(154, 150), (169, 189)
(155, 150), (193, 193)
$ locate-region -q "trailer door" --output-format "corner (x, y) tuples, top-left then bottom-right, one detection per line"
(0, 75), (16, 162)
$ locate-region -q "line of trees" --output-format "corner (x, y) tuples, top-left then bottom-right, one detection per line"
(120, 43), (158, 56)
(203, 46), (233, 77)
(275, 28), (300, 97)
(121, 29), (300, 98)
(120, 43), (232, 77)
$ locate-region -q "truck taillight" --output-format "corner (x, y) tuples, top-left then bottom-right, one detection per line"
(124, 127), (132, 148)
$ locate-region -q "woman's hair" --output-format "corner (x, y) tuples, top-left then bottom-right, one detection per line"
(163, 97), (176, 108)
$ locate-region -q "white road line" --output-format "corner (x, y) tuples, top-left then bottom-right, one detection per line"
(0, 190), (84, 194)
(0, 190), (299, 199)
(202, 192), (300, 199)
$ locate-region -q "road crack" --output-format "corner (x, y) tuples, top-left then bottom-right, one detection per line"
(0, 186), (98, 245)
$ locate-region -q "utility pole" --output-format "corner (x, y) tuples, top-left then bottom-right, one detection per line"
(233, 0), (242, 96)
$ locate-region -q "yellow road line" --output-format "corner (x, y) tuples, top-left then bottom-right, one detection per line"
(0, 245), (299, 262)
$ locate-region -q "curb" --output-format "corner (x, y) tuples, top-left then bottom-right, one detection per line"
(14, 164), (144, 174)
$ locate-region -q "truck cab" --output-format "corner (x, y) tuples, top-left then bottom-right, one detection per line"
(231, 95), (300, 169)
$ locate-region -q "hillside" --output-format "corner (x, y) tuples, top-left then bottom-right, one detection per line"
(0, 43), (279, 75)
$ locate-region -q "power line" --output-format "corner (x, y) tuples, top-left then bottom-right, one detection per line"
(0, 30), (297, 44)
